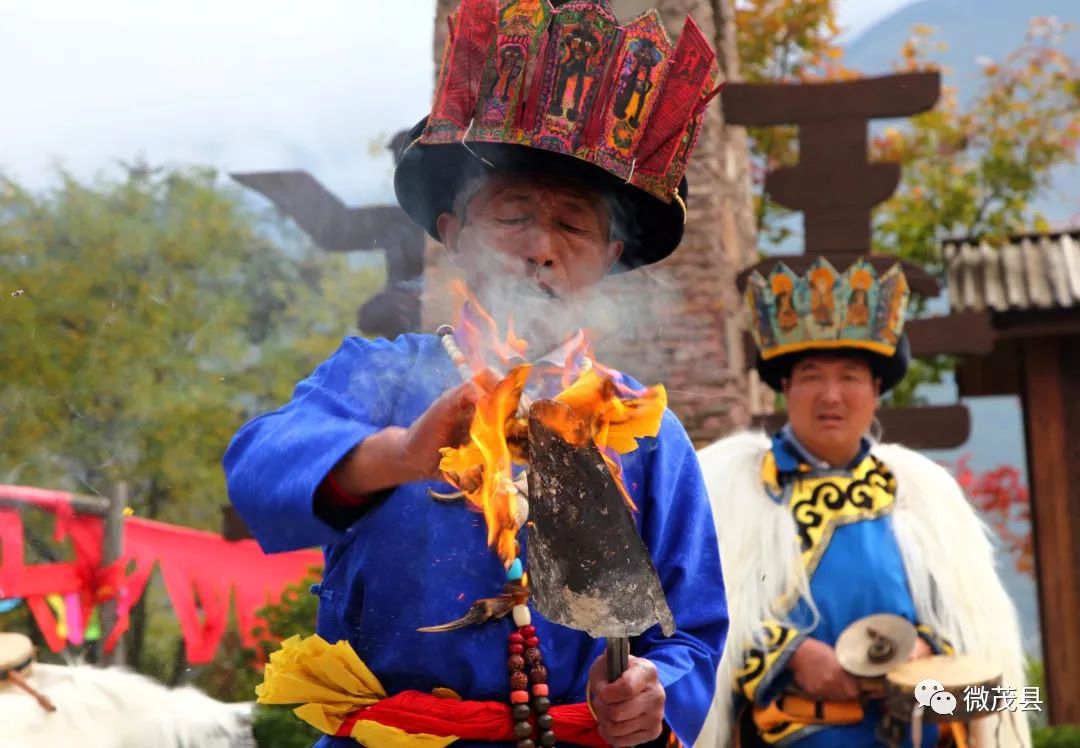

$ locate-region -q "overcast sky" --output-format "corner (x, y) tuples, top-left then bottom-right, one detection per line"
(0, 0), (918, 204)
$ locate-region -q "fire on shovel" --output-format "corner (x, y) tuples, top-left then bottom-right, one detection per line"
(526, 399), (675, 686)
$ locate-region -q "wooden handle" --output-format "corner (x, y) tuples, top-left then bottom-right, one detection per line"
(606, 637), (630, 683)
(7, 669), (56, 713)
(605, 638), (635, 747)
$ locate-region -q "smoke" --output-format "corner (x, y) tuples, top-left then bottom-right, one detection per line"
(437, 233), (684, 373)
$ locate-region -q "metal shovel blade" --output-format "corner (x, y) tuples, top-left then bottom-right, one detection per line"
(526, 400), (675, 639)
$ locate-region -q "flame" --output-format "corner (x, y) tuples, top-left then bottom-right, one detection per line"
(451, 280), (529, 371)
(438, 285), (667, 567)
(555, 369), (668, 453)
(440, 365), (531, 566)
(559, 331), (591, 391)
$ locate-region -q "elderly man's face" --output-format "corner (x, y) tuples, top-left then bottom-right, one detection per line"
(782, 354), (880, 467)
(436, 175), (623, 341)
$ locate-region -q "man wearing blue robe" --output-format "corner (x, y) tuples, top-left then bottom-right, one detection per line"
(224, 2), (729, 746)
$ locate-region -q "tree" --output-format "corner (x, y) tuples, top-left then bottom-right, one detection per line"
(0, 165), (379, 522)
(878, 18), (1080, 404)
(0, 165), (381, 676)
(738, 9), (1080, 260)
(873, 18), (1080, 269)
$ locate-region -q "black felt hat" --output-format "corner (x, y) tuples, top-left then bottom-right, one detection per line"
(755, 335), (911, 393)
(393, 117), (689, 272)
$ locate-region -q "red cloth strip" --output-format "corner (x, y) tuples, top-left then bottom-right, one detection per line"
(1, 488), (320, 663)
(334, 691), (608, 747)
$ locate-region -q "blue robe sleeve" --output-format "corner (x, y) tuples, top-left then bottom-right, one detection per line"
(223, 335), (418, 553)
(633, 410), (729, 744)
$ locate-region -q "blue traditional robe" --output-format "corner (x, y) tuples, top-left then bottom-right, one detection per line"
(224, 333), (729, 747)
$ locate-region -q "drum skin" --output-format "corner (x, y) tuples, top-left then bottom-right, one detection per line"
(885, 654), (1002, 723)
(0, 633), (34, 677)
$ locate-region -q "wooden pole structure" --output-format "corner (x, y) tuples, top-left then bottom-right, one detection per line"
(1020, 337), (1080, 723)
(722, 73), (940, 260)
(96, 482), (127, 666)
(0, 492), (110, 515)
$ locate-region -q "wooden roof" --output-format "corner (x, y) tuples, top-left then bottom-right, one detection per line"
(943, 230), (1080, 313)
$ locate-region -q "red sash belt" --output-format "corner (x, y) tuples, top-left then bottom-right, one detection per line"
(334, 690), (609, 747)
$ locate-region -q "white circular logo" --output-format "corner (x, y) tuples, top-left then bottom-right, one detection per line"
(930, 691), (957, 716)
(913, 678), (944, 708)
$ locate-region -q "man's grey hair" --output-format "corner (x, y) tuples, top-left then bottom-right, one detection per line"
(451, 173), (637, 246)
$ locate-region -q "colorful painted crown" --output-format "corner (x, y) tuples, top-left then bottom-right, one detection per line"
(745, 258), (911, 361)
(422, 0), (722, 204)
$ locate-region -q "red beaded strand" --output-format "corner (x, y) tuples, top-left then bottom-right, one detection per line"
(508, 627), (534, 746)
(507, 623), (556, 748)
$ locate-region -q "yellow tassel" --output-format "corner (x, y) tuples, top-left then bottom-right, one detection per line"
(256, 635), (387, 736)
(255, 635), (464, 747)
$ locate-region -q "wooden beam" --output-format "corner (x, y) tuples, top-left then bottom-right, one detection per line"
(1021, 336), (1080, 723)
(231, 171), (422, 254)
(906, 311), (994, 356)
(737, 255), (941, 298)
(0, 493), (110, 516)
(751, 405), (970, 450)
(722, 72), (942, 126)
(992, 307), (1080, 339)
(767, 162), (899, 211)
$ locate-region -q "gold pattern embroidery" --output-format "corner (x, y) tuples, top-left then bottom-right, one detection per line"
(734, 620), (800, 702)
(774, 455), (897, 576)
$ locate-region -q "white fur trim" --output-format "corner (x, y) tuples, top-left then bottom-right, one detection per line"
(879, 443), (1031, 748)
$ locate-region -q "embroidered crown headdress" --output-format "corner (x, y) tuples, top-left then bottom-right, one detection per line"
(422, 0), (722, 204)
(745, 257), (911, 361)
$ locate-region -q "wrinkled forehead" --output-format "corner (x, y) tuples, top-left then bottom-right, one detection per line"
(463, 174), (607, 219)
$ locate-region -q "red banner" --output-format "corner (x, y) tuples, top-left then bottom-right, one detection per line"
(0, 485), (321, 663)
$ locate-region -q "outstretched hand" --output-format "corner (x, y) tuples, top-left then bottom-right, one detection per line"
(330, 370), (499, 496)
(401, 376), (491, 480)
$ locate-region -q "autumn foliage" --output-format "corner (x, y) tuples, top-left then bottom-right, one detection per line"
(874, 18), (1080, 269)
(947, 456), (1035, 577)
